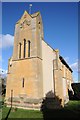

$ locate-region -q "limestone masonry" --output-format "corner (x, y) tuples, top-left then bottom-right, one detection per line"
(6, 11), (73, 109)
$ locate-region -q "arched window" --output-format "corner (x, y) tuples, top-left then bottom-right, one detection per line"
(23, 39), (26, 58)
(22, 78), (24, 88)
(28, 40), (30, 57)
(19, 43), (21, 58)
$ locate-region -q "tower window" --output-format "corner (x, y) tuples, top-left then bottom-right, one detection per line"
(19, 43), (21, 58)
(23, 39), (26, 58)
(22, 78), (24, 88)
(38, 21), (40, 24)
(28, 40), (30, 57)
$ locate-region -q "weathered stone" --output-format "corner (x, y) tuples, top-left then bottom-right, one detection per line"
(6, 11), (73, 109)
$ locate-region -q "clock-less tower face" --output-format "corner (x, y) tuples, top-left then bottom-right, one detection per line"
(13, 11), (44, 60)
(6, 11), (44, 100)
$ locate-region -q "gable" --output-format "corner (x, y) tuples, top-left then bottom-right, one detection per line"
(16, 11), (32, 25)
(21, 11), (31, 20)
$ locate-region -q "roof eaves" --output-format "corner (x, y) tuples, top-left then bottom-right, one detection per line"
(59, 55), (73, 72)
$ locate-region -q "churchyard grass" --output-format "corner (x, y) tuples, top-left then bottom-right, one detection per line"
(2, 100), (80, 119)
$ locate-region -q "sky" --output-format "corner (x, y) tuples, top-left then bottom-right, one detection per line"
(1, 2), (78, 82)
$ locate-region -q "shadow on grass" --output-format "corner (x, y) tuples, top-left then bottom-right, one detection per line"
(4, 107), (12, 120)
(41, 91), (80, 119)
(2, 90), (13, 120)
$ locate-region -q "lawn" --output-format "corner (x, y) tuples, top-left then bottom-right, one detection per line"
(65, 100), (80, 110)
(2, 107), (43, 119)
(1, 100), (80, 119)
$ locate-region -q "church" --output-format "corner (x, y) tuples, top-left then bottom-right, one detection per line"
(6, 11), (73, 109)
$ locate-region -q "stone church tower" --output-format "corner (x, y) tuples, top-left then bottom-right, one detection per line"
(6, 11), (73, 109)
(6, 11), (44, 105)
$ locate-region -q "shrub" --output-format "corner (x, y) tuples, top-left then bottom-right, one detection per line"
(71, 83), (80, 100)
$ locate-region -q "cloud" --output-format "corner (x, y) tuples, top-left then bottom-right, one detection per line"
(0, 55), (2, 62)
(64, 57), (69, 63)
(0, 68), (7, 74)
(70, 60), (80, 73)
(64, 58), (80, 73)
(0, 55), (2, 69)
(70, 62), (78, 70)
(0, 68), (7, 78)
(0, 34), (14, 48)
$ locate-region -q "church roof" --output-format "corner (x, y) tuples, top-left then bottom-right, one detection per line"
(59, 56), (73, 72)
